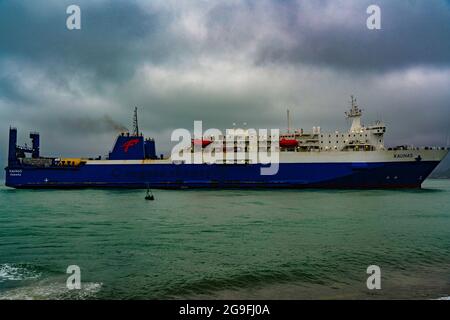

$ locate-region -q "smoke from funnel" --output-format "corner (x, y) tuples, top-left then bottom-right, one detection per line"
(56, 115), (128, 134)
(103, 115), (128, 132)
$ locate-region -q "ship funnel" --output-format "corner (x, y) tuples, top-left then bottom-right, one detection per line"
(8, 127), (18, 165)
(30, 132), (40, 158)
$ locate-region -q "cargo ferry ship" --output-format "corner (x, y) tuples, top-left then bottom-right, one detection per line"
(5, 98), (449, 189)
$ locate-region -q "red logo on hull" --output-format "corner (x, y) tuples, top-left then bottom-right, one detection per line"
(122, 139), (140, 153)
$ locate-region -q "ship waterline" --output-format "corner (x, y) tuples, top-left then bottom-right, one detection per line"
(5, 151), (447, 189)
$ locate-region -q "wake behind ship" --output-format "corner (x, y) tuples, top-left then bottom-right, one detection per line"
(4, 99), (449, 189)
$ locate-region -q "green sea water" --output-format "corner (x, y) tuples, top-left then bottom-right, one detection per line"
(1, 179), (450, 300)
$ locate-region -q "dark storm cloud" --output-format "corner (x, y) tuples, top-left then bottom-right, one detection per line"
(0, 0), (176, 84)
(0, 0), (450, 171)
(2, 0), (450, 77)
(204, 0), (450, 72)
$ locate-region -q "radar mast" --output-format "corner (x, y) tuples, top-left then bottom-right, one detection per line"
(345, 96), (363, 132)
(132, 107), (139, 136)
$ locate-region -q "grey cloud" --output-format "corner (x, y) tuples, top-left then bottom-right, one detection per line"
(206, 0), (450, 72)
(0, 0), (176, 84)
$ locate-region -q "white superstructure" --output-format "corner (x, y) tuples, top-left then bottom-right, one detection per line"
(166, 96), (448, 166)
(279, 96), (386, 152)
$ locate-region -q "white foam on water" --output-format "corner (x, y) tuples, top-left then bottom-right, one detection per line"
(76, 282), (103, 299)
(436, 296), (450, 300)
(0, 281), (103, 300)
(0, 264), (41, 282)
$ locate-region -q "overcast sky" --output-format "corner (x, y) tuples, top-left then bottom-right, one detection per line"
(1, 0), (450, 169)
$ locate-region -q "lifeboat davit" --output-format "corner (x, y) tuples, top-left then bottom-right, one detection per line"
(192, 139), (213, 148)
(280, 139), (298, 148)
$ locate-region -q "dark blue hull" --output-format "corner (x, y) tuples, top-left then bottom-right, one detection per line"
(4, 161), (440, 189)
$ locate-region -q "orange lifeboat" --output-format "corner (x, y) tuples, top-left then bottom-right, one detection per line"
(280, 139), (298, 148)
(192, 139), (213, 148)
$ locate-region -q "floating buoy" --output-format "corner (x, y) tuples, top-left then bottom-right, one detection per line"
(145, 187), (155, 201)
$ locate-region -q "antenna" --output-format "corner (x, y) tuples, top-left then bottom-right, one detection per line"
(345, 95), (362, 118)
(287, 109), (291, 133)
(132, 107), (139, 136)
